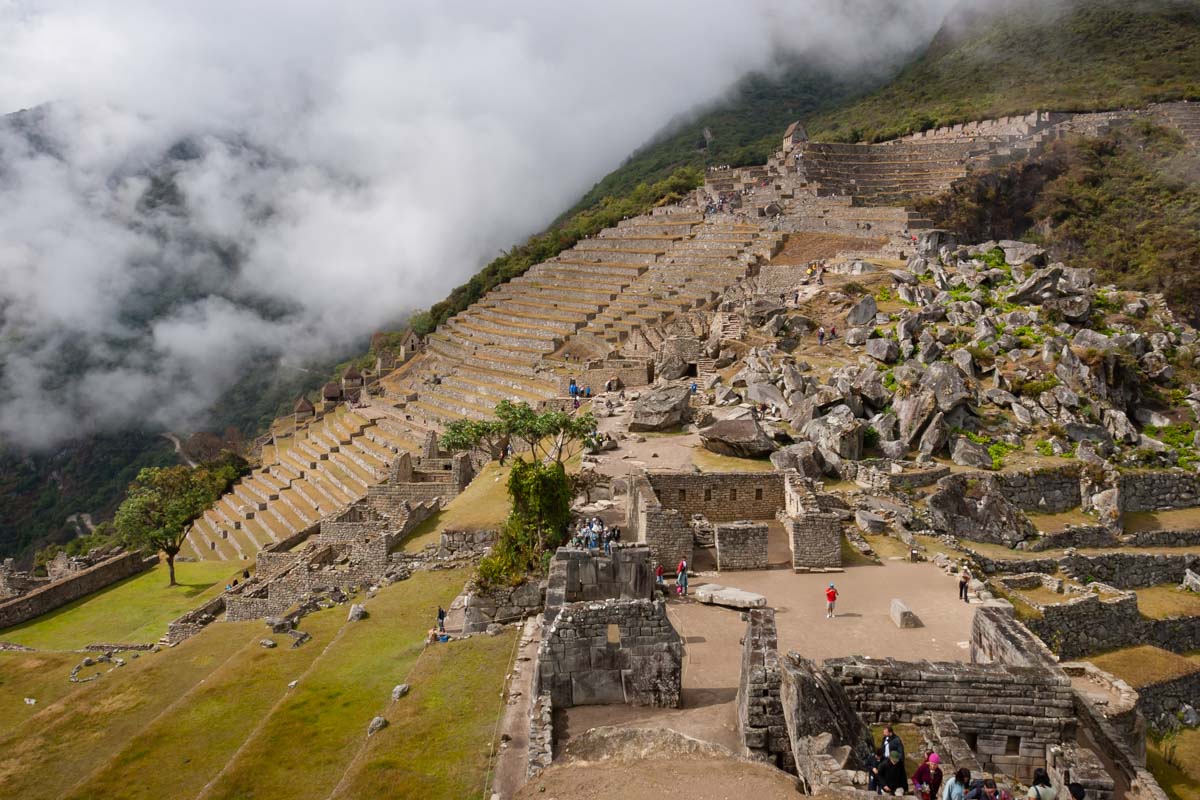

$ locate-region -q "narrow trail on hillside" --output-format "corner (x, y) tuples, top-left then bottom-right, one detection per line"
(161, 432), (198, 467)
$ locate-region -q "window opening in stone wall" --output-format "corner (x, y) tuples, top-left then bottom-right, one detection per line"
(679, 489), (686, 502)
(1005, 735), (1021, 755)
(705, 488), (712, 501)
(964, 732), (978, 750)
(731, 488), (737, 501)
(607, 624), (621, 645)
(755, 488), (763, 500)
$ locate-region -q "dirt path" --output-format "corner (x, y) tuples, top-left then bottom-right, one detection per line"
(161, 432), (198, 467)
(515, 753), (801, 799)
(489, 617), (542, 799)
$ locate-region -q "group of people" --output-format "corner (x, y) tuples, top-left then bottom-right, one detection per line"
(866, 728), (1083, 800)
(654, 558), (689, 596)
(816, 325), (838, 346)
(570, 517), (622, 555)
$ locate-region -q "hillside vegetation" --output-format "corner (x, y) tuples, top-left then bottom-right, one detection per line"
(809, 0), (1200, 143)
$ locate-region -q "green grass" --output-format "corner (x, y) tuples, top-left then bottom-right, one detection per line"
(1150, 728), (1200, 800)
(691, 448), (776, 473)
(65, 604), (349, 800)
(1136, 585), (1200, 620)
(0, 650), (89, 736)
(809, 0), (1200, 143)
(331, 628), (518, 799)
(0, 619), (260, 798)
(0, 562), (241, 650)
(841, 536), (879, 567)
(400, 462), (513, 553)
(198, 569), (468, 800)
(1090, 646), (1200, 689)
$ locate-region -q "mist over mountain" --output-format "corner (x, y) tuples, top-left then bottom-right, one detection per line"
(0, 0), (957, 451)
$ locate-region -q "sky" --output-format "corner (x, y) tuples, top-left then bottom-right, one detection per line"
(0, 0), (960, 448)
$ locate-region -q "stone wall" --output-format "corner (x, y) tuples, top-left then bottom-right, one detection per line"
(970, 604), (1061, 669)
(827, 656), (1075, 781)
(628, 473), (693, 570)
(165, 595), (226, 645)
(716, 522), (769, 571)
(543, 545), (653, 624)
(1119, 471), (1200, 512)
(645, 471), (784, 523)
(854, 460), (950, 493)
(0, 552), (157, 631)
(1060, 552), (1200, 589)
(534, 598), (682, 709)
(527, 690), (554, 778)
(737, 608), (795, 772)
(1027, 526), (1116, 551)
(1136, 670), (1200, 727)
(1060, 662), (1144, 761)
(437, 529), (497, 557)
(1122, 528), (1200, 548)
(782, 515), (842, 572)
(996, 466), (1082, 513)
(462, 580), (545, 634)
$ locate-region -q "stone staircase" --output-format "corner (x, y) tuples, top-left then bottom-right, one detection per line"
(1154, 101), (1200, 149)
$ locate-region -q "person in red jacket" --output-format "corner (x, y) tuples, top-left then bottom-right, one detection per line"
(825, 583), (838, 618)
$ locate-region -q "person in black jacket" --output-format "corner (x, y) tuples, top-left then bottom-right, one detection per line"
(878, 750), (908, 796)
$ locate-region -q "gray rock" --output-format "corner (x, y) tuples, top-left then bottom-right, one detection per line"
(951, 437), (993, 469)
(1007, 266), (1065, 304)
(984, 388), (1018, 407)
(1183, 569), (1200, 593)
(927, 473), (1037, 546)
(950, 348), (975, 377)
(347, 604), (368, 622)
(1067, 422), (1114, 445)
(1043, 295), (1091, 323)
(865, 337), (899, 364)
(918, 412), (949, 456)
(889, 599), (923, 629)
(629, 386), (691, 432)
(657, 352), (689, 381)
(770, 442), (825, 478)
(1000, 240), (1045, 266)
(700, 418), (778, 459)
(845, 296), (878, 327)
(367, 716), (389, 737)
(803, 405), (864, 468)
(880, 439), (908, 459)
(746, 381), (788, 415)
(1074, 329), (1113, 351)
(895, 390), (937, 446)
(923, 362), (972, 412)
(260, 639), (277, 649)
(1134, 407), (1171, 427)
(695, 584), (767, 609)
(845, 327), (869, 347)
(855, 510), (887, 534)
(1103, 409), (1139, 445)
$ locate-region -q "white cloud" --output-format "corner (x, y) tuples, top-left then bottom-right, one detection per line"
(0, 0), (959, 448)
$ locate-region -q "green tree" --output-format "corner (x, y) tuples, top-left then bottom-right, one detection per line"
(439, 418), (509, 462)
(442, 400), (595, 465)
(114, 466), (224, 585)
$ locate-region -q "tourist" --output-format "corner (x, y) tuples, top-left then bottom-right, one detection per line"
(1066, 784), (1086, 800)
(913, 752), (943, 800)
(676, 558), (689, 596)
(943, 769), (972, 800)
(881, 726), (904, 760)
(689, 381), (698, 395)
(825, 583), (838, 618)
(1027, 769), (1056, 800)
(865, 746), (885, 793)
(655, 563), (666, 590)
(967, 778), (1009, 800)
(573, 396), (580, 410)
(818, 326), (826, 346)
(242, 569), (250, 580)
(959, 564), (972, 603)
(878, 751), (908, 796)
(830, 325), (837, 340)
(225, 583), (232, 591)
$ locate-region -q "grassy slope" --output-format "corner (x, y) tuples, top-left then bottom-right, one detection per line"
(400, 461), (514, 553)
(0, 567), (492, 800)
(0, 562), (238, 650)
(808, 0), (1200, 143)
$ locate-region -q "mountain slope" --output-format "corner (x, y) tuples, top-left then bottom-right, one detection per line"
(808, 0), (1200, 142)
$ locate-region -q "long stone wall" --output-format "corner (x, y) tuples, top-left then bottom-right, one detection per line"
(1137, 670), (1200, 727)
(737, 608), (795, 772)
(1120, 471), (1200, 512)
(0, 552), (157, 631)
(995, 466), (1082, 513)
(826, 656), (1075, 781)
(1060, 552), (1200, 589)
(645, 471), (784, 523)
(533, 598), (682, 709)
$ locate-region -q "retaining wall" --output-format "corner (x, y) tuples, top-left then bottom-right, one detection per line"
(0, 552), (157, 631)
(645, 471), (784, 523)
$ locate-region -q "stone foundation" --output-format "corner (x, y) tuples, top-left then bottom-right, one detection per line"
(543, 545), (654, 624)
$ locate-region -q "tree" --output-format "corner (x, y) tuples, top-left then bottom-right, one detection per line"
(114, 466), (224, 585)
(440, 418), (509, 462)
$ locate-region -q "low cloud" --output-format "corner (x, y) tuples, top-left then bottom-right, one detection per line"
(0, 0), (960, 448)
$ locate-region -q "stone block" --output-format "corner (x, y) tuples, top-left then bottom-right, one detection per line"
(696, 584), (767, 609)
(889, 599), (923, 628)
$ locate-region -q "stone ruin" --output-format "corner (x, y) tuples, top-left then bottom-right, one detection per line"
(732, 603), (1155, 800)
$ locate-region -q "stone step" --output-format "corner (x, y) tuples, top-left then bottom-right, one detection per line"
(473, 305), (581, 332)
(445, 319), (560, 353)
(568, 248), (659, 265)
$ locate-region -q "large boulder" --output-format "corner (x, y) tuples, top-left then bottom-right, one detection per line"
(700, 418), (778, 459)
(803, 405), (864, 470)
(656, 352), (690, 381)
(927, 473), (1037, 546)
(894, 389), (938, 446)
(746, 381), (789, 416)
(923, 362), (973, 412)
(865, 337), (899, 364)
(780, 652), (875, 789)
(845, 295), (878, 327)
(770, 442), (825, 478)
(629, 386), (691, 432)
(1007, 266), (1065, 304)
(918, 412), (949, 456)
(951, 437), (993, 469)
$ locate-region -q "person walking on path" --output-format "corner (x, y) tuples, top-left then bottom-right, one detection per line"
(878, 751), (908, 796)
(676, 559), (689, 597)
(436, 605), (446, 633)
(825, 583), (838, 618)
(818, 326), (826, 346)
(958, 564), (972, 603)
(943, 769), (971, 800)
(913, 752), (943, 800)
(881, 725), (904, 761)
(655, 563), (666, 593)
